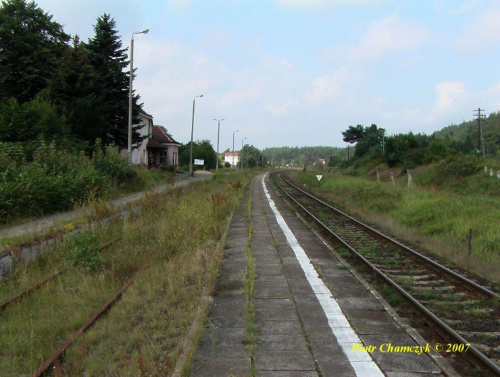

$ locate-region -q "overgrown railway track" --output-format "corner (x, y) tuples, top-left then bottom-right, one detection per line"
(272, 172), (500, 376)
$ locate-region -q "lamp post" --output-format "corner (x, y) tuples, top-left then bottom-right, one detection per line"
(188, 94), (204, 175)
(241, 137), (247, 170)
(214, 118), (224, 173)
(232, 130), (239, 168)
(128, 28), (149, 161)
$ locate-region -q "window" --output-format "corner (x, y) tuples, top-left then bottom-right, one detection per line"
(173, 152), (178, 166)
(160, 151), (167, 165)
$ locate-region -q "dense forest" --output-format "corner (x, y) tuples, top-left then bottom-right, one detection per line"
(262, 146), (347, 167)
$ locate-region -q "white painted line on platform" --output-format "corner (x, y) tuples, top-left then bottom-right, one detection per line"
(262, 174), (384, 377)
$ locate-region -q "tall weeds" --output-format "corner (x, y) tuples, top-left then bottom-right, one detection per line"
(0, 173), (249, 375)
(293, 170), (500, 283)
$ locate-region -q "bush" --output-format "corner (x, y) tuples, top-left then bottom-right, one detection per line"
(160, 165), (176, 173)
(61, 231), (101, 270)
(437, 155), (482, 178)
(0, 139), (138, 223)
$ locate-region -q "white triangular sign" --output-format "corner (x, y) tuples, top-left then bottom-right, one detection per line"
(316, 175), (323, 182)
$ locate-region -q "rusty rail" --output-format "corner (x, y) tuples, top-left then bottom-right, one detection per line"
(0, 239), (120, 311)
(0, 268), (66, 310)
(33, 262), (149, 377)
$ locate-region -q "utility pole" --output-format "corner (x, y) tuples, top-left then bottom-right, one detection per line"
(473, 108), (486, 158)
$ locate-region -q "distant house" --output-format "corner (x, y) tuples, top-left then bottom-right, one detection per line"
(314, 158), (326, 166)
(224, 152), (239, 167)
(129, 110), (180, 168)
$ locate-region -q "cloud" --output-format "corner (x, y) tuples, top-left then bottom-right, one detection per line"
(167, 0), (194, 10)
(434, 80), (467, 113)
(423, 80), (470, 127)
(349, 14), (430, 62)
(201, 28), (232, 51)
(264, 100), (299, 116)
(306, 67), (350, 104)
(455, 5), (500, 52)
(276, 0), (387, 10)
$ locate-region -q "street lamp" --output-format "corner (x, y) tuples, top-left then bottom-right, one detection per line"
(214, 118), (224, 173)
(241, 137), (247, 170)
(232, 130), (239, 168)
(189, 94), (204, 175)
(128, 28), (149, 161)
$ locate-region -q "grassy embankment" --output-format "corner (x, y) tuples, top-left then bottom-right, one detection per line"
(291, 162), (500, 284)
(0, 172), (252, 376)
(0, 140), (177, 227)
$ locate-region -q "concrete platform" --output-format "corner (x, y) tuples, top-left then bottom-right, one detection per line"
(190, 173), (452, 377)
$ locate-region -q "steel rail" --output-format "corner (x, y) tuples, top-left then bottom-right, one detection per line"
(33, 262), (149, 377)
(272, 173), (500, 376)
(280, 174), (499, 299)
(0, 239), (120, 311)
(0, 268), (66, 310)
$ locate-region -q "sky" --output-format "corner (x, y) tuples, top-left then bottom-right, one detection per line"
(33, 0), (500, 150)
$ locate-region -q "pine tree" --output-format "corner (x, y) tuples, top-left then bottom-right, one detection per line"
(49, 36), (105, 144)
(0, 0), (69, 103)
(86, 14), (142, 147)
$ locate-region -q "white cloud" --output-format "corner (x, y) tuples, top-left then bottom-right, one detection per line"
(264, 100), (299, 116)
(434, 81), (467, 112)
(167, 0), (194, 10)
(201, 28), (232, 51)
(423, 80), (470, 128)
(455, 5), (500, 52)
(276, 0), (387, 10)
(349, 14), (430, 62)
(306, 67), (349, 104)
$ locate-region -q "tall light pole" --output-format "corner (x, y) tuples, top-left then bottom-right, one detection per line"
(214, 118), (224, 173)
(241, 137), (247, 170)
(128, 28), (149, 161)
(189, 94), (204, 175)
(232, 130), (239, 168)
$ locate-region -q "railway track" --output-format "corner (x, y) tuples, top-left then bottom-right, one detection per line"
(272, 172), (500, 376)
(0, 239), (118, 311)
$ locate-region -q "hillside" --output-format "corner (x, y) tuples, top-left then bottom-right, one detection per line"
(433, 111), (500, 157)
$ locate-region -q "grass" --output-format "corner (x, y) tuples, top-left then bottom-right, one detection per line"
(0, 172), (250, 376)
(243, 187), (258, 376)
(291, 170), (500, 284)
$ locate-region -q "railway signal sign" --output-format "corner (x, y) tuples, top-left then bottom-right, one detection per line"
(316, 175), (323, 182)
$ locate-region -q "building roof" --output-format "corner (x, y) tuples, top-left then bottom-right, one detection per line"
(152, 126), (180, 145)
(225, 152), (239, 156)
(146, 138), (166, 149)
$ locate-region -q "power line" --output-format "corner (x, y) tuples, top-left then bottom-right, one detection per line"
(473, 108), (486, 158)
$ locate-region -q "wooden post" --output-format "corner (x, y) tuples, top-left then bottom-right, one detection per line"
(468, 229), (472, 256)
(390, 172), (395, 185)
(376, 169), (380, 183)
(407, 169), (413, 189)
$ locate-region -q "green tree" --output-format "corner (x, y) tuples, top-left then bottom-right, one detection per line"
(342, 124), (384, 158)
(426, 138), (449, 162)
(0, 0), (69, 103)
(0, 96), (68, 144)
(49, 36), (104, 146)
(241, 144), (267, 168)
(179, 140), (217, 170)
(86, 14), (142, 147)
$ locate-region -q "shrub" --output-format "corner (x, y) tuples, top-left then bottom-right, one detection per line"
(0, 139), (138, 223)
(61, 231), (101, 270)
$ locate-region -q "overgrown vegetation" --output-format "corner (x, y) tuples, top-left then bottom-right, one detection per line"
(0, 139), (142, 223)
(0, 173), (249, 375)
(292, 167), (500, 283)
